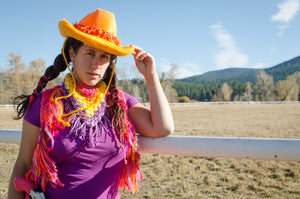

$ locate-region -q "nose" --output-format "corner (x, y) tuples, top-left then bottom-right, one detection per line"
(91, 57), (102, 68)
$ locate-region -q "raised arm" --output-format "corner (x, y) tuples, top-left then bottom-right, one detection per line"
(128, 45), (174, 138)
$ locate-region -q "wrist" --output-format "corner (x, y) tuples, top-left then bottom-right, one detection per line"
(144, 71), (159, 82)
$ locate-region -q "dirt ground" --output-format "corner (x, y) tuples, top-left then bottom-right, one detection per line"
(0, 103), (299, 198)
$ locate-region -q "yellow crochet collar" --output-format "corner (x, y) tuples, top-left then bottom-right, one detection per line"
(64, 74), (107, 116)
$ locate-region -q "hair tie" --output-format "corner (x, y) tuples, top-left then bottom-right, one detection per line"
(28, 75), (49, 106)
(28, 95), (36, 106)
(42, 75), (49, 82)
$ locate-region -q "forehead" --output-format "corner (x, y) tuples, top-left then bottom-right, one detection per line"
(81, 44), (109, 54)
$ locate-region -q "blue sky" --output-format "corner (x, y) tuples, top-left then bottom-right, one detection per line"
(1, 0), (299, 78)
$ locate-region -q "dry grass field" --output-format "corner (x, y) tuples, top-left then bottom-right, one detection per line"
(0, 103), (299, 198)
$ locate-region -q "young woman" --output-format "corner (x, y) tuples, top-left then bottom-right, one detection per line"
(8, 9), (173, 199)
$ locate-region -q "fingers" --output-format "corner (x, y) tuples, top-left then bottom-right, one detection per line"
(130, 45), (146, 60)
(131, 45), (148, 61)
(136, 51), (148, 61)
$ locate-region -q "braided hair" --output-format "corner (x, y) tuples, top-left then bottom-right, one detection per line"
(14, 37), (125, 133)
(14, 38), (83, 119)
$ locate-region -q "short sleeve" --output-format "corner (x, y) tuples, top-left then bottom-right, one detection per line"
(122, 91), (140, 109)
(24, 94), (42, 127)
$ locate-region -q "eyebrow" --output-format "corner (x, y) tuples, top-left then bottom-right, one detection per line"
(85, 49), (110, 56)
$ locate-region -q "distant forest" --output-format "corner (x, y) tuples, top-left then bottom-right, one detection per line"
(0, 53), (300, 104)
(173, 55), (300, 102)
(179, 56), (300, 84)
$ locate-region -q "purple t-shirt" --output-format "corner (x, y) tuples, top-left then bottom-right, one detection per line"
(24, 91), (139, 199)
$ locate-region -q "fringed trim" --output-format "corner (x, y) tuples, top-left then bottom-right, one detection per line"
(26, 84), (142, 193)
(119, 141), (142, 193)
(74, 23), (121, 46)
(107, 86), (142, 193)
(26, 86), (65, 191)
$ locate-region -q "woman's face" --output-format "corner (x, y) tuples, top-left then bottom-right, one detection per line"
(69, 44), (111, 89)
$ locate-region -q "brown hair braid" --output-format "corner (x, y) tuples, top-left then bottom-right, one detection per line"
(14, 37), (126, 136)
(102, 56), (127, 140)
(14, 37), (83, 119)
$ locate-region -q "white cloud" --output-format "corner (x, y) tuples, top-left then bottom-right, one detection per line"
(210, 24), (248, 69)
(179, 62), (203, 78)
(271, 0), (299, 23)
(271, 0), (300, 35)
(117, 58), (202, 79)
(156, 59), (202, 79)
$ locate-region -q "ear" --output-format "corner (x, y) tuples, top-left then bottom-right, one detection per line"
(68, 47), (75, 62)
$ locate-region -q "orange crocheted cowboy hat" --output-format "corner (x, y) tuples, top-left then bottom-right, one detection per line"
(59, 9), (134, 56)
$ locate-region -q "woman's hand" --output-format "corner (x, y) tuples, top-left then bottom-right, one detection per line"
(131, 45), (156, 78)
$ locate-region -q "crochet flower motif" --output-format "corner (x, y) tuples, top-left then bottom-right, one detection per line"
(74, 23), (121, 46)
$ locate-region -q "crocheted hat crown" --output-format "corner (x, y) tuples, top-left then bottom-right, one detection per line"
(80, 9), (117, 36)
(59, 9), (134, 56)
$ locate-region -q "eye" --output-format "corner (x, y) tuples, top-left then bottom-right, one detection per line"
(101, 54), (109, 59)
(87, 51), (95, 56)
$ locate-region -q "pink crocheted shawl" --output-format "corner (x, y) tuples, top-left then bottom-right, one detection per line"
(25, 85), (142, 193)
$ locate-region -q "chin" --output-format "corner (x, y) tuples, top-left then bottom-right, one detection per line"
(87, 80), (103, 88)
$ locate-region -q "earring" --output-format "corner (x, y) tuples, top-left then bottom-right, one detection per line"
(69, 62), (74, 70)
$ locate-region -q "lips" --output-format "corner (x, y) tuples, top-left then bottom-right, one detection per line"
(87, 72), (99, 78)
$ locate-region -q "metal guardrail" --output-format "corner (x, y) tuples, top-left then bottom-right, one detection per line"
(1, 101), (300, 108)
(0, 129), (21, 144)
(1, 129), (300, 161)
(138, 135), (300, 161)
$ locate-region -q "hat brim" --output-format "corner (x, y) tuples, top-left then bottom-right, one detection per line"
(59, 19), (134, 56)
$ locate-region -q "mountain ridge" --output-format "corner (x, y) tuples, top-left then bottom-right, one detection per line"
(178, 55), (300, 84)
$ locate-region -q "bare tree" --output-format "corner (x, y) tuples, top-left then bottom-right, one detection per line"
(23, 59), (47, 94)
(275, 75), (299, 101)
(290, 71), (300, 100)
(218, 83), (233, 101)
(6, 52), (26, 74)
(116, 65), (148, 103)
(1, 53), (50, 104)
(160, 64), (178, 103)
(5, 53), (27, 103)
(117, 63), (179, 103)
(212, 93), (219, 102)
(256, 70), (275, 101)
(243, 81), (253, 101)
